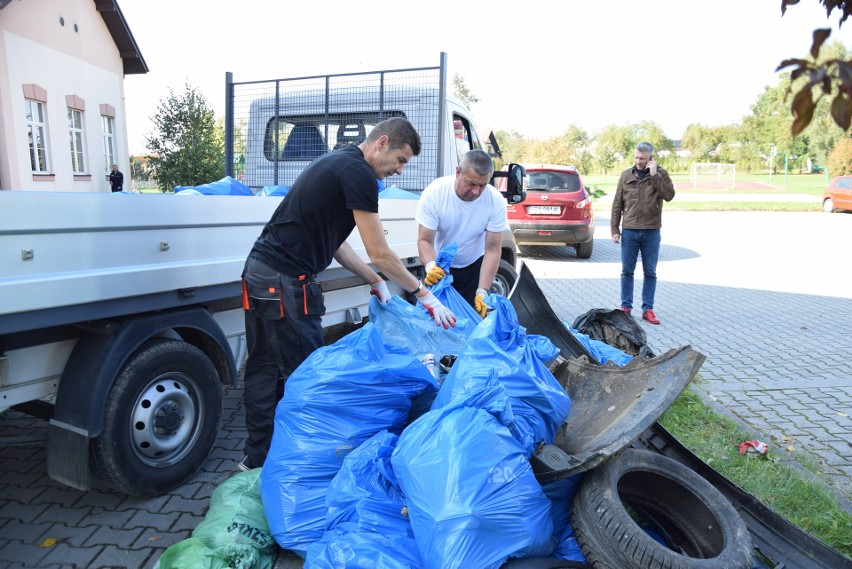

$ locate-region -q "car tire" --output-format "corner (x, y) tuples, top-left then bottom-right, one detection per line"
(91, 338), (223, 496)
(823, 198), (835, 213)
(571, 448), (753, 569)
(491, 259), (518, 297)
(575, 240), (593, 259)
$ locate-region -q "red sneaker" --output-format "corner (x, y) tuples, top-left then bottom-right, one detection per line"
(642, 309), (660, 325)
(620, 306), (631, 314)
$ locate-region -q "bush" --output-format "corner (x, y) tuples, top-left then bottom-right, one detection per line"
(826, 137), (852, 176)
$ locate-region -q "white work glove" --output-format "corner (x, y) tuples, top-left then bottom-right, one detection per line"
(369, 279), (391, 304)
(416, 285), (457, 329)
(424, 261), (447, 287)
(474, 288), (490, 318)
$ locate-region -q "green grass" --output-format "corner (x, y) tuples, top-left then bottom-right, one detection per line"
(585, 170), (830, 211)
(666, 201), (822, 212)
(661, 389), (852, 558)
(586, 170), (829, 193)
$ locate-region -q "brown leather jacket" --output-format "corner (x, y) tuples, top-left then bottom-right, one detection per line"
(610, 166), (675, 234)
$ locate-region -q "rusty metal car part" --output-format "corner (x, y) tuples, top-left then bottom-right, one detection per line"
(531, 345), (705, 482)
(509, 261), (705, 481)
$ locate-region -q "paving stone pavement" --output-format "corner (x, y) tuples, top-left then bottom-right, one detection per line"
(523, 211), (852, 502)
(0, 210), (849, 568)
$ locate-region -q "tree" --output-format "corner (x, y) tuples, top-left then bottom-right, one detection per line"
(681, 124), (729, 160)
(129, 155), (151, 181)
(145, 82), (225, 192)
(593, 124), (632, 174)
(778, 0), (852, 134)
(557, 125), (594, 174)
(827, 136), (852, 173)
(494, 130), (527, 164)
(452, 73), (479, 110)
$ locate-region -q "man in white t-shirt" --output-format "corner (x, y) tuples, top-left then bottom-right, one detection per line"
(415, 149), (508, 317)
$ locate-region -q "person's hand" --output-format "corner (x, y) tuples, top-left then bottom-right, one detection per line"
(474, 288), (489, 318)
(369, 279), (391, 304)
(648, 157), (658, 176)
(424, 261), (446, 286)
(416, 286), (456, 329)
(612, 234), (621, 244)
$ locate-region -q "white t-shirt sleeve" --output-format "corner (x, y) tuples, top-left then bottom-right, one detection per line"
(485, 186), (509, 232)
(415, 179), (442, 230)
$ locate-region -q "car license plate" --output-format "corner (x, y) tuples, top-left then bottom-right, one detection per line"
(527, 205), (561, 215)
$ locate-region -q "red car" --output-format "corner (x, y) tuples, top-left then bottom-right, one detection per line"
(503, 163), (595, 258)
(823, 175), (852, 213)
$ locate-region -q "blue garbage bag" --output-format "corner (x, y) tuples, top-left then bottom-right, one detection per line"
(260, 323), (439, 555)
(175, 176), (253, 195)
(541, 476), (586, 562)
(392, 376), (555, 569)
(256, 185), (290, 197)
(423, 243), (483, 337)
(368, 295), (469, 423)
(378, 186), (419, 200)
(368, 296), (468, 362)
(305, 431), (422, 568)
(565, 324), (633, 366)
(431, 295), (571, 456)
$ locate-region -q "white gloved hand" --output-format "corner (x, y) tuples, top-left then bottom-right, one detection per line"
(424, 261), (447, 287)
(369, 279), (391, 304)
(474, 288), (489, 318)
(416, 286), (457, 329)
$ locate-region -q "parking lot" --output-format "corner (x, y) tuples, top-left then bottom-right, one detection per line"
(0, 210), (850, 568)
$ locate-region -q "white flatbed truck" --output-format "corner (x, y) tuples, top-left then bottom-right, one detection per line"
(0, 53), (524, 495)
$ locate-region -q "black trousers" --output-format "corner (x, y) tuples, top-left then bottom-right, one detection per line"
(241, 256), (324, 468)
(450, 256), (484, 307)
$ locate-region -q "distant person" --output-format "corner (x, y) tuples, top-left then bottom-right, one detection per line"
(238, 117), (455, 472)
(109, 164), (124, 192)
(416, 149), (508, 318)
(611, 142), (675, 325)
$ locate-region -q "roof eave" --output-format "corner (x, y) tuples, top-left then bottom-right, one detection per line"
(94, 0), (149, 75)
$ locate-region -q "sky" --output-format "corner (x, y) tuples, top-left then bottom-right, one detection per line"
(119, 0), (852, 155)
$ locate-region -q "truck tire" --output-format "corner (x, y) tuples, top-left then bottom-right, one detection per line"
(491, 259), (518, 297)
(571, 448), (752, 569)
(91, 338), (223, 496)
(575, 240), (593, 259)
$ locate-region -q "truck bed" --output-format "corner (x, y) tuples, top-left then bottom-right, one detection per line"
(0, 191), (421, 330)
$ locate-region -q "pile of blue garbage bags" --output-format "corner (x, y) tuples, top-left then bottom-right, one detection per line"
(157, 246), (635, 569)
(260, 288), (587, 569)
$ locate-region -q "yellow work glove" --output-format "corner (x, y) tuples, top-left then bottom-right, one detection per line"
(424, 261), (446, 287)
(474, 288), (489, 318)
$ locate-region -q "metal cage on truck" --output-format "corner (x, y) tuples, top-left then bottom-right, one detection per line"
(224, 53), (487, 194)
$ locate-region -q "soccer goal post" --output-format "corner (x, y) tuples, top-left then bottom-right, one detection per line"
(691, 162), (736, 189)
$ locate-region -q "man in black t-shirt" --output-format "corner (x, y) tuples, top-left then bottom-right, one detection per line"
(238, 117), (456, 471)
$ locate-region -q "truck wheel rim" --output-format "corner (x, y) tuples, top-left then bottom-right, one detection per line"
(130, 372), (202, 466)
(491, 275), (509, 296)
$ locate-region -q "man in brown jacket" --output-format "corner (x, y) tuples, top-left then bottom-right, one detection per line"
(610, 142), (675, 325)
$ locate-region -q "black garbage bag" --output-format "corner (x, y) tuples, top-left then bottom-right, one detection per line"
(571, 309), (655, 359)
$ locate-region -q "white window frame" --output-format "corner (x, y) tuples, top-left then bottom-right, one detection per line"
(68, 108), (86, 174)
(25, 99), (50, 173)
(102, 115), (116, 174)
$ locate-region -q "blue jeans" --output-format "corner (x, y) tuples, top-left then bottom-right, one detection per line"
(620, 228), (661, 312)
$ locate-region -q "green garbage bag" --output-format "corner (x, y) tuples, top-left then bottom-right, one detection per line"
(193, 469), (276, 569)
(154, 538), (224, 569)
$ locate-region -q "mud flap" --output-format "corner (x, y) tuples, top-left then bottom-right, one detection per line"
(47, 420), (91, 490)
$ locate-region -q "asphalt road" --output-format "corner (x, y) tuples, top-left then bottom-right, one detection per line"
(0, 210), (849, 568)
